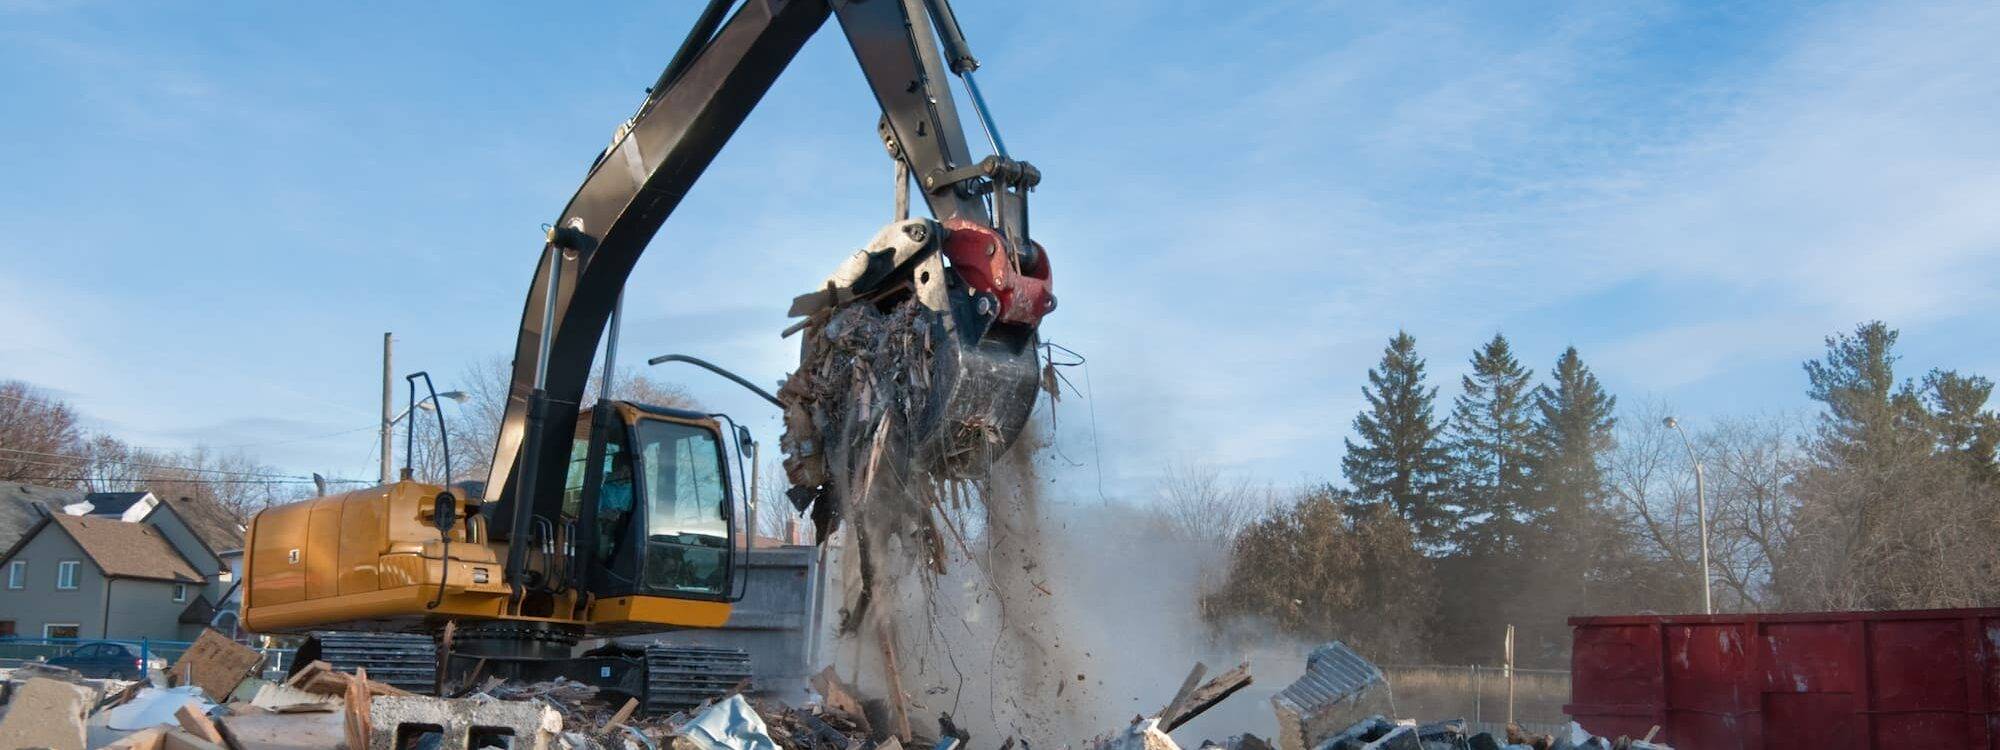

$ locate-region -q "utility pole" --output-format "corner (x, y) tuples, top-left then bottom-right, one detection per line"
(1665, 416), (1713, 615)
(381, 332), (394, 485)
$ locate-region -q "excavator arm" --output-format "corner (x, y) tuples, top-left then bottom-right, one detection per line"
(482, 0), (1052, 576)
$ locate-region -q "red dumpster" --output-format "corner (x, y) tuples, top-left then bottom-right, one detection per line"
(1567, 608), (2000, 749)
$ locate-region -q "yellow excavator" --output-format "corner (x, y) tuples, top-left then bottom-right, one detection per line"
(240, 0), (1054, 712)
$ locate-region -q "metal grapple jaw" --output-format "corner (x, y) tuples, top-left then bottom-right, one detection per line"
(778, 218), (1054, 539)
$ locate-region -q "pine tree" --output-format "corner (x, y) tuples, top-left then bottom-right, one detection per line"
(1802, 321), (1929, 469)
(1530, 347), (1617, 540)
(1445, 334), (1537, 557)
(1921, 369), (2000, 483)
(1341, 332), (1454, 549)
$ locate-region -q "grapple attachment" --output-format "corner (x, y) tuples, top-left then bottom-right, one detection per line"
(778, 218), (1053, 539)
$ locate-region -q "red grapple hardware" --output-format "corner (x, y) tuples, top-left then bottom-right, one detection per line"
(940, 218), (1054, 327)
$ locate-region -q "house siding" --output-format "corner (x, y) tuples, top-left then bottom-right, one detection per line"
(102, 577), (183, 641)
(148, 507), (228, 604)
(0, 529), (109, 638)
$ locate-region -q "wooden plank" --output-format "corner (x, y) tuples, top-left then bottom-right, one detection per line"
(879, 625), (913, 742)
(1156, 662), (1209, 728)
(174, 704), (225, 744)
(811, 666), (874, 735)
(343, 666), (373, 750)
(1159, 663), (1253, 733)
(602, 697), (639, 733)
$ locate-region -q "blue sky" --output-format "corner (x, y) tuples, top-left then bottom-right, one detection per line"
(2, 0), (1996, 500)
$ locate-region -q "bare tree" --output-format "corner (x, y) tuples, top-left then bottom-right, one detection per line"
(1150, 460), (1272, 552)
(0, 380), (90, 486)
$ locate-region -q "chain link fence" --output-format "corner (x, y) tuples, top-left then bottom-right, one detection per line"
(1380, 665), (1571, 737)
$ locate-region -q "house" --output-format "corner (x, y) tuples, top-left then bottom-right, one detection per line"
(0, 487), (246, 642)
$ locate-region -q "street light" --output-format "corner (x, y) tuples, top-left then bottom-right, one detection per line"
(1664, 416), (1713, 615)
(390, 390), (470, 424)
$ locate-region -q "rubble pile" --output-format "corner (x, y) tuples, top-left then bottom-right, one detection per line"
(1, 635), (1665, 750)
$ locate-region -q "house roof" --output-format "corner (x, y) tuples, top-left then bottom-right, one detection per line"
(81, 491), (153, 516)
(0, 482), (83, 553)
(151, 495), (245, 556)
(48, 514), (204, 583)
(178, 595), (215, 625)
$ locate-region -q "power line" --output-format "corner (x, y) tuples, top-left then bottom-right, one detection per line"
(8, 475), (339, 486)
(123, 424), (380, 452)
(0, 451), (369, 484)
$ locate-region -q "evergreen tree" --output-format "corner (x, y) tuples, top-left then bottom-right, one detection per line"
(1445, 334), (1537, 556)
(1802, 321), (1929, 468)
(1921, 369), (2000, 483)
(1530, 347), (1618, 539)
(1341, 332), (1454, 549)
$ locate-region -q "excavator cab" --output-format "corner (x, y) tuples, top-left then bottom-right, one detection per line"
(563, 401), (745, 607)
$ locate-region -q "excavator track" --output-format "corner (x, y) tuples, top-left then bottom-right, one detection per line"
(295, 631), (438, 695)
(642, 644), (753, 714)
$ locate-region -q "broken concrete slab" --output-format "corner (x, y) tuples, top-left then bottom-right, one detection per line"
(366, 693), (561, 750)
(0, 677), (95, 750)
(215, 709), (348, 750)
(1271, 643), (1393, 750)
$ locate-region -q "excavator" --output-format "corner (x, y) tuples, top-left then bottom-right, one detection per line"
(239, 0), (1054, 713)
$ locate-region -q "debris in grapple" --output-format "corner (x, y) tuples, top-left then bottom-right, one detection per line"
(778, 218), (1046, 543)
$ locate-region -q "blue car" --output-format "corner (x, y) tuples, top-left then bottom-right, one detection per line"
(45, 641), (165, 679)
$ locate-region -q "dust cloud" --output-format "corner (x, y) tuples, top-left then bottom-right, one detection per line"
(822, 423), (1313, 747)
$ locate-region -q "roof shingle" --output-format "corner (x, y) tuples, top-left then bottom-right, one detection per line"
(50, 514), (204, 583)
(155, 495), (245, 556)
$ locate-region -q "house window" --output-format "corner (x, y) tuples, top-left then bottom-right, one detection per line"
(56, 560), (79, 590)
(173, 583), (188, 602)
(5, 561), (22, 589)
(43, 623), (79, 639)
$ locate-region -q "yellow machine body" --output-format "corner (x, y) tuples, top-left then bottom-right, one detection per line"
(241, 406), (739, 637)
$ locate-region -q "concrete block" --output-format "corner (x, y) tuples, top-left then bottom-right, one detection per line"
(0, 677), (94, 750)
(367, 694), (561, 750)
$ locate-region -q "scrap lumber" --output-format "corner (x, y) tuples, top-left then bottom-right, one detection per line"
(811, 666), (874, 735)
(343, 666), (373, 750)
(1158, 663), (1253, 733)
(100, 727), (168, 750)
(602, 697), (640, 733)
(175, 703), (226, 744)
(878, 626), (914, 742)
(171, 629), (265, 702)
(285, 659), (413, 697)
(1156, 662), (1209, 727)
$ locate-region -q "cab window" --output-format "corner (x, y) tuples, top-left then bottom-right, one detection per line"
(563, 417), (633, 569)
(632, 419), (730, 596)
